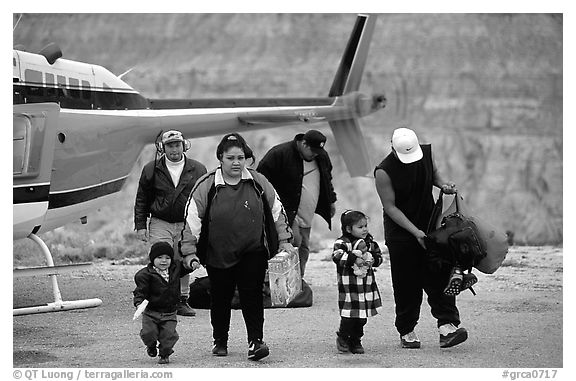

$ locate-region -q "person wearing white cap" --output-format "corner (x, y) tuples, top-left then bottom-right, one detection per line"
(134, 130), (207, 317)
(374, 127), (467, 350)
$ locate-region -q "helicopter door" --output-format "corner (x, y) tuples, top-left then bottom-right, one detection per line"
(13, 103), (60, 239)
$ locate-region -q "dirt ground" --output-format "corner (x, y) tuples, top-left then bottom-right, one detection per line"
(12, 246), (566, 373)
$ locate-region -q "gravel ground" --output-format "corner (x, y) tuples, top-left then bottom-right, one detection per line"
(12, 246), (566, 376)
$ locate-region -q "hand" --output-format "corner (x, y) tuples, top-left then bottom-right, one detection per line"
(278, 242), (296, 254)
(415, 229), (427, 249)
(364, 253), (374, 266)
(441, 182), (457, 194)
(183, 255), (199, 270)
(351, 249), (362, 257)
(136, 229), (148, 242)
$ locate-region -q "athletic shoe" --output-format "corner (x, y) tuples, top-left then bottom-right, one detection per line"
(212, 340), (228, 356)
(336, 332), (349, 353)
(461, 273), (478, 295)
(439, 324), (468, 348)
(146, 345), (157, 357)
(400, 331), (421, 349)
(248, 339), (269, 361)
(443, 266), (463, 296)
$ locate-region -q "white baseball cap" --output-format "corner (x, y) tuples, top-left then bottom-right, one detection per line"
(392, 128), (423, 163)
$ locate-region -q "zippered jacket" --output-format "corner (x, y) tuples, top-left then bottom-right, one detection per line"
(134, 155), (207, 231)
(181, 167), (293, 264)
(133, 261), (192, 313)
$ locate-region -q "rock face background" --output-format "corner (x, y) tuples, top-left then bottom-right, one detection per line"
(13, 13), (562, 245)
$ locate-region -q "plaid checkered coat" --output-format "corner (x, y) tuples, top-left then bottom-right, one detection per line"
(332, 234), (383, 318)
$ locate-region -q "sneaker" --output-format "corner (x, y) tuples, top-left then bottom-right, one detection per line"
(146, 345), (157, 357)
(461, 273), (478, 295)
(439, 324), (468, 348)
(336, 332), (349, 353)
(247, 339), (269, 361)
(212, 340), (228, 356)
(348, 338), (365, 354)
(176, 297), (196, 317)
(443, 267), (463, 296)
(400, 331), (421, 349)
(158, 356), (169, 364)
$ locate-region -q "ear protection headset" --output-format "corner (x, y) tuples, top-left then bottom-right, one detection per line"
(154, 130), (191, 154)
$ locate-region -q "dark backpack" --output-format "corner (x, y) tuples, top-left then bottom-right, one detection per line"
(425, 191), (487, 271)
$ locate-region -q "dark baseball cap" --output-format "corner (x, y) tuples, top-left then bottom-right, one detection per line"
(303, 130), (327, 153)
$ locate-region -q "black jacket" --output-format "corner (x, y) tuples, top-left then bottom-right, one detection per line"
(257, 135), (337, 228)
(133, 261), (192, 313)
(134, 155), (207, 230)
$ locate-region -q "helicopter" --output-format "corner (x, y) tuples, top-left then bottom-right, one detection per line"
(13, 13), (386, 315)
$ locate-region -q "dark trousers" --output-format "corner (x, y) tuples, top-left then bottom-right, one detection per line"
(338, 317), (367, 340)
(387, 239), (460, 336)
(206, 250), (267, 344)
(140, 309), (179, 357)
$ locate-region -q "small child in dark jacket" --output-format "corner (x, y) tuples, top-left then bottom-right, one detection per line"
(133, 241), (200, 364)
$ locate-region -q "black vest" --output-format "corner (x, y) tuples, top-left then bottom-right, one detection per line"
(375, 144), (435, 242)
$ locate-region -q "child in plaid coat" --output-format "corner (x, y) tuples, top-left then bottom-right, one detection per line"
(332, 210), (383, 354)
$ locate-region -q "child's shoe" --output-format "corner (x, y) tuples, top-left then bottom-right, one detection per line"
(158, 356), (169, 364)
(443, 266), (463, 296)
(336, 332), (349, 353)
(348, 337), (365, 354)
(146, 345), (157, 357)
(158, 349), (173, 364)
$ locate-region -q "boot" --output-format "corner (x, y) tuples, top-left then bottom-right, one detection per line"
(176, 296), (196, 316)
(348, 337), (365, 354)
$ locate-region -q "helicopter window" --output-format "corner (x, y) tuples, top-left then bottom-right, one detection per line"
(69, 77), (80, 98)
(13, 115), (29, 175)
(24, 69), (42, 85)
(45, 73), (57, 97)
(24, 69), (43, 97)
(81, 80), (91, 100)
(57, 75), (68, 97)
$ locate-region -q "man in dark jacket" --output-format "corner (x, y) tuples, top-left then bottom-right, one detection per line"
(134, 130), (207, 316)
(257, 130), (337, 276)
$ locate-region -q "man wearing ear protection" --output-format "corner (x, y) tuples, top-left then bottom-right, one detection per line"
(134, 130), (207, 317)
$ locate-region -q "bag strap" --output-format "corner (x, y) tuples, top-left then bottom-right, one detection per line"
(426, 190), (463, 233)
(426, 190), (444, 233)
